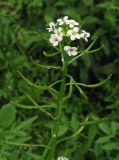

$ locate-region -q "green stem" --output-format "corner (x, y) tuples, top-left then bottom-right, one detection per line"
(48, 45), (68, 160)
(39, 44), (68, 160)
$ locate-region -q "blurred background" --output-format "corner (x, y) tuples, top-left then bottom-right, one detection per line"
(0, 0), (119, 160)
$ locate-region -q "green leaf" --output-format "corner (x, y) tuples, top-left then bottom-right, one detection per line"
(102, 142), (119, 151)
(0, 104), (16, 128)
(71, 113), (79, 132)
(58, 114), (69, 137)
(96, 136), (111, 144)
(99, 122), (111, 135)
(80, 125), (97, 154)
(58, 117), (89, 144)
(101, 63), (118, 74)
(111, 121), (118, 136)
(14, 116), (38, 131)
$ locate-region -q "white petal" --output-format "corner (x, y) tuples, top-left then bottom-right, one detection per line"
(72, 47), (77, 51)
(70, 19), (75, 23)
(80, 33), (85, 38)
(67, 51), (72, 56)
(57, 156), (69, 160)
(65, 19), (69, 24)
(53, 41), (58, 46)
(67, 30), (72, 36)
(70, 35), (76, 41)
(49, 22), (55, 26)
(64, 46), (70, 51)
(69, 24), (74, 28)
(54, 29), (58, 34)
(66, 20), (70, 24)
(64, 16), (68, 20)
(58, 36), (63, 41)
(86, 32), (90, 37)
(56, 30), (63, 36)
(73, 27), (79, 32)
(46, 28), (51, 32)
(76, 34), (81, 39)
(51, 34), (55, 38)
(81, 30), (86, 34)
(49, 37), (54, 43)
(84, 37), (88, 42)
(58, 27), (62, 32)
(74, 21), (79, 25)
(59, 22), (64, 25)
(57, 19), (62, 23)
(70, 50), (77, 56)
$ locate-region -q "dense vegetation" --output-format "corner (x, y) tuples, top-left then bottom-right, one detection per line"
(0, 0), (119, 159)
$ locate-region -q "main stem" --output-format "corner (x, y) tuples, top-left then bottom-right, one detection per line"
(49, 47), (68, 160)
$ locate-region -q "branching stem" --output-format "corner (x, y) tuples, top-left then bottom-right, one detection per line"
(48, 44), (68, 160)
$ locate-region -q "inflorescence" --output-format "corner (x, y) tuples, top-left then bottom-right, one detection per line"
(57, 156), (69, 160)
(47, 16), (90, 56)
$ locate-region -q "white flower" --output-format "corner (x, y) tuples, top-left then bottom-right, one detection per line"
(57, 16), (69, 25)
(46, 22), (56, 32)
(49, 34), (62, 46)
(67, 27), (80, 41)
(81, 30), (90, 42)
(47, 16), (90, 48)
(67, 19), (79, 28)
(64, 46), (78, 56)
(54, 27), (64, 37)
(57, 156), (69, 160)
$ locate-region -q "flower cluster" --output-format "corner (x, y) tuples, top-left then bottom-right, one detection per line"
(47, 16), (90, 56)
(57, 156), (69, 160)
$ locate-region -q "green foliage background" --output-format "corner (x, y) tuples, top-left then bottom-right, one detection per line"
(0, 0), (119, 159)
